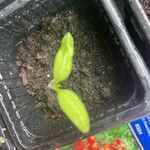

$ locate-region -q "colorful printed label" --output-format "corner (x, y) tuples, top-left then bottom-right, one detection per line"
(130, 116), (150, 150)
(60, 124), (140, 150)
(59, 116), (150, 149)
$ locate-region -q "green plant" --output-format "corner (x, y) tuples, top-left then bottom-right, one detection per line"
(48, 32), (90, 133)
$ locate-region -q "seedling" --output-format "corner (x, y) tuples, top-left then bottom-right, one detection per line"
(48, 32), (90, 133)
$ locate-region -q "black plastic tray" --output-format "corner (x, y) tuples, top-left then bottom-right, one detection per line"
(0, 0), (150, 150)
(124, 0), (150, 69)
(0, 115), (17, 150)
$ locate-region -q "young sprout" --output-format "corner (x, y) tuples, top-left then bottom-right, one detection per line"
(48, 32), (90, 133)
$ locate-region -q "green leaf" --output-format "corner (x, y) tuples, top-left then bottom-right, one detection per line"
(53, 32), (74, 83)
(56, 88), (90, 133)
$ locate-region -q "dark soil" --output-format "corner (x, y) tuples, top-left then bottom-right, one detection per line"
(16, 7), (120, 121)
(139, 0), (150, 18)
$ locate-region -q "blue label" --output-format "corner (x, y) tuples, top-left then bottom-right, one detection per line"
(130, 116), (150, 150)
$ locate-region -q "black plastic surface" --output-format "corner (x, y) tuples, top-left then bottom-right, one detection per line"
(0, 0), (150, 150)
(0, 115), (17, 150)
(124, 0), (150, 69)
(0, 0), (15, 10)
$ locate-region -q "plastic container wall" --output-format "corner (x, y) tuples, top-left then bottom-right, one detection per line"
(0, 0), (150, 149)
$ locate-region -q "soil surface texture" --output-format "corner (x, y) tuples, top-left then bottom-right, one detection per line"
(16, 7), (120, 121)
(139, 0), (150, 18)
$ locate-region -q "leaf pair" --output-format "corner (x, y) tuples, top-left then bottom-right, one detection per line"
(50, 32), (90, 133)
